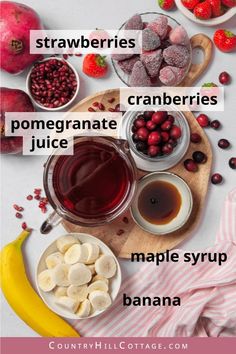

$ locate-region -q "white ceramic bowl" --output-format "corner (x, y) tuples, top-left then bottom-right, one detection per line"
(36, 233), (122, 320)
(175, 0), (236, 26)
(131, 172), (193, 235)
(26, 57), (79, 111)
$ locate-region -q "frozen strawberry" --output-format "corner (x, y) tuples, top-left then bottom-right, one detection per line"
(129, 61), (151, 86)
(147, 15), (168, 40)
(125, 14), (143, 30)
(118, 56), (140, 74)
(163, 45), (190, 68)
(159, 66), (185, 86)
(169, 26), (190, 46)
(142, 28), (161, 51)
(221, 0), (236, 7)
(208, 0), (222, 17)
(112, 53), (134, 61)
(181, 0), (200, 9)
(213, 29), (236, 53)
(82, 54), (108, 78)
(141, 49), (163, 77)
(193, 1), (212, 20)
(158, 0), (175, 10)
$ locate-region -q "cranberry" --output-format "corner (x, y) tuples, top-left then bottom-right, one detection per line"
(190, 133), (202, 143)
(210, 120), (221, 130)
(161, 131), (169, 142)
(161, 120), (172, 131)
(219, 71), (231, 85)
(162, 143), (173, 155)
(131, 126), (137, 133)
(148, 145), (160, 157)
(152, 111), (167, 125)
(218, 139), (230, 149)
(170, 125), (182, 139)
(143, 111), (154, 120)
(148, 131), (161, 145)
(196, 114), (210, 127)
(167, 115), (175, 124)
(229, 157), (236, 169)
(137, 127), (149, 141)
(168, 138), (177, 148)
(184, 159), (198, 172)
(136, 141), (147, 152)
(192, 151), (207, 164)
(134, 117), (146, 129)
(98, 102), (105, 111)
(146, 120), (157, 131)
(211, 173), (223, 184)
(132, 133), (139, 143)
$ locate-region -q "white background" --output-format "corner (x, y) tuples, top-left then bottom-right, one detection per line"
(1, 0), (236, 337)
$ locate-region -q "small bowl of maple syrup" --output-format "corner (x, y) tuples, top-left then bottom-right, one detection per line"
(131, 172), (193, 235)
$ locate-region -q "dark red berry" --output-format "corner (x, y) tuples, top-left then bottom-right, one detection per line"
(196, 114), (210, 127)
(161, 120), (172, 131)
(151, 111), (167, 125)
(148, 131), (161, 145)
(162, 143), (173, 155)
(170, 125), (182, 139)
(229, 157), (236, 169)
(108, 97), (115, 104)
(132, 133), (139, 143)
(136, 127), (149, 141)
(134, 117), (146, 129)
(161, 131), (169, 142)
(167, 115), (175, 124)
(168, 138), (177, 148)
(190, 133), (202, 143)
(218, 139), (230, 149)
(98, 102), (105, 111)
(210, 120), (221, 130)
(13, 204), (21, 211)
(184, 159), (198, 172)
(148, 145), (160, 157)
(136, 141), (147, 152)
(192, 151), (207, 164)
(211, 173), (223, 184)
(146, 120), (157, 131)
(219, 71), (231, 85)
(34, 195), (41, 200)
(143, 111), (154, 120)
(131, 126), (137, 133)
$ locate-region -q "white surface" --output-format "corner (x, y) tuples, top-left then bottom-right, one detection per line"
(1, 0), (236, 337)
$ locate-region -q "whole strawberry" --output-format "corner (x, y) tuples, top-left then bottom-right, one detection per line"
(214, 29), (236, 52)
(82, 54), (108, 78)
(221, 0), (236, 7)
(208, 0), (222, 17)
(194, 1), (212, 19)
(181, 0), (200, 9)
(158, 0), (175, 10)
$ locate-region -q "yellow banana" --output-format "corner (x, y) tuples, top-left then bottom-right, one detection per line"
(0, 229), (80, 337)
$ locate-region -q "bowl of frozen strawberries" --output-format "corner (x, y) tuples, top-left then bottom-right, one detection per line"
(175, 0), (236, 26)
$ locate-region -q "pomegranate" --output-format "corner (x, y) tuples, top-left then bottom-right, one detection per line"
(0, 87), (35, 154)
(0, 1), (43, 74)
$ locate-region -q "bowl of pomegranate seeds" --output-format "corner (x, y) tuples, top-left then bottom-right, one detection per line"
(112, 12), (192, 87)
(119, 106), (190, 172)
(27, 57), (79, 111)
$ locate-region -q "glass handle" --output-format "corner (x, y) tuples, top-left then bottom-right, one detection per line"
(40, 211), (62, 234)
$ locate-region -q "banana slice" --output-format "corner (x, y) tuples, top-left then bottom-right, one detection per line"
(88, 264), (96, 275)
(52, 264), (70, 286)
(64, 244), (88, 264)
(76, 299), (91, 318)
(54, 286), (67, 298)
(38, 269), (56, 292)
(89, 290), (112, 311)
(67, 285), (88, 301)
(95, 255), (117, 279)
(88, 280), (108, 293)
(55, 296), (79, 313)
(56, 235), (79, 253)
(45, 252), (64, 269)
(68, 263), (92, 286)
(92, 274), (109, 285)
(83, 243), (100, 264)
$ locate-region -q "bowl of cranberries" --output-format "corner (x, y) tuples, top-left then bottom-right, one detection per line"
(119, 107), (190, 171)
(27, 57), (79, 111)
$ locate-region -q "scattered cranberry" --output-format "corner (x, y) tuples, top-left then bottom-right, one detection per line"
(143, 110), (154, 120)
(167, 115), (175, 124)
(211, 173), (223, 184)
(218, 138), (230, 149)
(152, 111), (167, 125)
(170, 125), (182, 139)
(229, 157), (236, 169)
(15, 212), (23, 219)
(137, 127), (149, 141)
(146, 120), (157, 131)
(161, 120), (172, 131)
(184, 159), (198, 172)
(219, 71), (231, 85)
(192, 151), (207, 164)
(148, 131), (161, 145)
(162, 143), (173, 155)
(26, 195), (33, 200)
(148, 145), (160, 157)
(132, 133), (139, 143)
(134, 117), (146, 129)
(168, 138), (177, 148)
(210, 120), (221, 130)
(196, 114), (210, 127)
(161, 131), (169, 142)
(136, 141), (147, 152)
(22, 222), (27, 230)
(190, 133), (202, 143)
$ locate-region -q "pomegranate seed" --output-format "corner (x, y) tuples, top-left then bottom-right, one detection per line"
(41, 206), (47, 213)
(22, 222), (27, 230)
(108, 97), (115, 104)
(34, 195), (40, 200)
(211, 173), (223, 185)
(98, 103), (105, 111)
(88, 107), (95, 112)
(108, 107), (116, 112)
(34, 188), (41, 195)
(92, 101), (100, 107)
(116, 229), (124, 236)
(26, 195), (33, 201)
(15, 212), (23, 219)
(13, 204), (20, 211)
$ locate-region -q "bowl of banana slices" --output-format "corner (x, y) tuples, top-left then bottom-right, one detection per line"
(36, 233), (121, 319)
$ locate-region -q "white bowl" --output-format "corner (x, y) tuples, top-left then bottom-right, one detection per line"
(26, 57), (79, 111)
(175, 0), (236, 26)
(36, 233), (122, 320)
(131, 172), (193, 235)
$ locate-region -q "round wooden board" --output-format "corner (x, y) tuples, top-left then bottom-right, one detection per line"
(63, 88), (212, 258)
